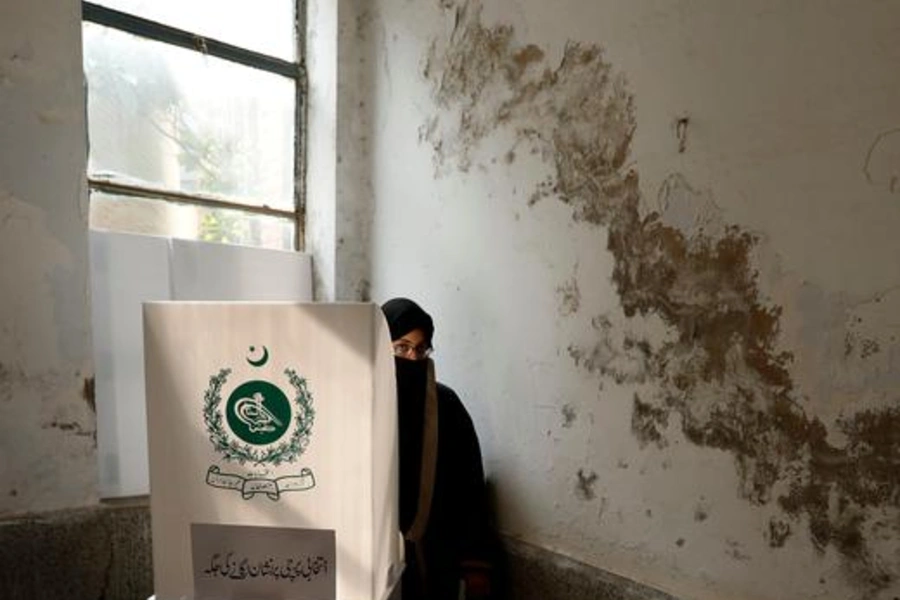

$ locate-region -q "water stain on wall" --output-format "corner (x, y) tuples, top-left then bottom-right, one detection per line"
(767, 518), (792, 548)
(556, 276), (580, 316)
(44, 420), (94, 438)
(566, 315), (653, 386)
(0, 362), (11, 404)
(631, 393), (668, 449)
(575, 468), (598, 501)
(82, 376), (95, 413)
(725, 538), (751, 561)
(422, 0), (900, 593)
(693, 503), (709, 523)
(597, 495), (609, 521)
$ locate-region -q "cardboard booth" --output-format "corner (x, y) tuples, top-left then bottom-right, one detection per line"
(143, 302), (401, 600)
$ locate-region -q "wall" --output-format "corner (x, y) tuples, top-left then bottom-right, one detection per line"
(305, 0), (339, 300)
(359, 1), (900, 599)
(0, 0), (96, 517)
(307, 0), (380, 302)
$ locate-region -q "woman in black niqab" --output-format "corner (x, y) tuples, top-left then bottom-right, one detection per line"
(382, 298), (495, 600)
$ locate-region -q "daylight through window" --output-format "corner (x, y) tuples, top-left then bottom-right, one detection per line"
(82, 0), (305, 250)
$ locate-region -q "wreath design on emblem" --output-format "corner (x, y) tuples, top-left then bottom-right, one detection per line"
(203, 368), (315, 466)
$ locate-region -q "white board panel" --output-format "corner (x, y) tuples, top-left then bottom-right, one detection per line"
(170, 239), (312, 301)
(90, 230), (171, 498)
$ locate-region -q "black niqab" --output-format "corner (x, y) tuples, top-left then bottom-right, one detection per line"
(382, 298), (434, 532)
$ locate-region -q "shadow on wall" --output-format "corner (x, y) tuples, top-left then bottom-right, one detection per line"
(501, 536), (679, 600)
(485, 478), (675, 600)
(0, 504), (153, 600)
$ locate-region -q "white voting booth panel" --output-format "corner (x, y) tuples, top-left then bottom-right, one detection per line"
(144, 302), (400, 600)
(90, 230), (313, 499)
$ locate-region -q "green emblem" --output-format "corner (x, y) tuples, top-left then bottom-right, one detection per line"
(202, 347), (316, 500)
(226, 380), (291, 445)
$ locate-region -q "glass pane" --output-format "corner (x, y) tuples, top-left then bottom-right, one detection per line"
(92, 0), (296, 60)
(90, 192), (296, 251)
(84, 23), (295, 210)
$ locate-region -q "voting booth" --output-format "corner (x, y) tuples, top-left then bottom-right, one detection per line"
(143, 302), (401, 600)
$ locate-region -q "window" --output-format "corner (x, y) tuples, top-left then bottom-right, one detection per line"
(82, 0), (306, 251)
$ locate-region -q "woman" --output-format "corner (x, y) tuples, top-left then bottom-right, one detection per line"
(382, 298), (495, 600)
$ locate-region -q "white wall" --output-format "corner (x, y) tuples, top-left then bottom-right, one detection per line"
(305, 0), (339, 300)
(358, 1), (900, 599)
(0, 0), (96, 516)
(307, 0), (380, 302)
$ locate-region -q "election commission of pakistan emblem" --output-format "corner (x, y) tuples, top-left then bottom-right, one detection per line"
(202, 345), (315, 500)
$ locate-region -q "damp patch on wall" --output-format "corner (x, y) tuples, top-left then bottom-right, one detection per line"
(421, 0), (900, 593)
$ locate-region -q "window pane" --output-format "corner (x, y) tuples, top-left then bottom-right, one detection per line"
(91, 0), (296, 60)
(90, 192), (296, 251)
(84, 23), (295, 210)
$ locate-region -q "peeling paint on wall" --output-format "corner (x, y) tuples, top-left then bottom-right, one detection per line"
(422, 0), (632, 193)
(421, 0), (900, 593)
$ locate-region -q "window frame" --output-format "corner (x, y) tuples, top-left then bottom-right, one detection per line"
(82, 1), (307, 250)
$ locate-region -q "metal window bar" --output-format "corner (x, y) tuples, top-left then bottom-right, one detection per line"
(82, 2), (303, 79)
(88, 179), (298, 221)
(82, 0), (308, 249)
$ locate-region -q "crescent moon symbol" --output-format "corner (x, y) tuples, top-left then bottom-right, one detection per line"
(247, 345), (269, 367)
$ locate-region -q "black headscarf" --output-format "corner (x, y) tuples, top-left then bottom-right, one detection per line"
(382, 297), (434, 343)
